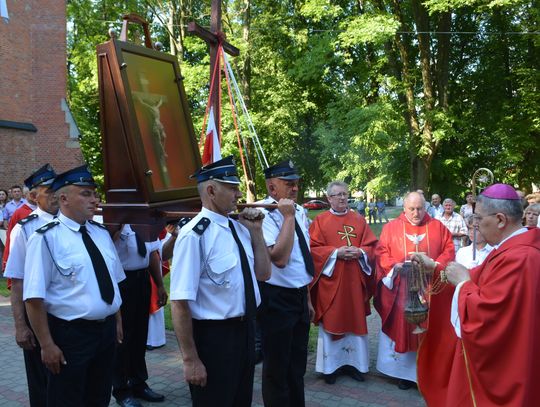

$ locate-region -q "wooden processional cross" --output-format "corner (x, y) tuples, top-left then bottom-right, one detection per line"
(188, 0), (258, 202)
(188, 0), (239, 135)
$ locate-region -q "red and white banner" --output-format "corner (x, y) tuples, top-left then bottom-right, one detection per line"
(201, 106), (221, 165)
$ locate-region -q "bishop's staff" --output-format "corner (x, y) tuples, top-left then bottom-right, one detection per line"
(471, 168), (494, 260)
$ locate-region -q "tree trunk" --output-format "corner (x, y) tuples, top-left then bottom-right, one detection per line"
(411, 0), (436, 191)
(436, 12), (451, 109)
(391, 0), (422, 190)
(167, 1), (178, 57)
(178, 0), (186, 61)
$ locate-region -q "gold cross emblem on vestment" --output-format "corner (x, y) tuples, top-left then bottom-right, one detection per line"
(338, 225), (357, 246)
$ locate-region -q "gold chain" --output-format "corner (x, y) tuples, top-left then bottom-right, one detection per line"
(415, 254), (447, 295)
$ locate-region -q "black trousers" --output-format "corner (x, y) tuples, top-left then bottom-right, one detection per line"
(112, 268), (151, 401)
(190, 318), (255, 407)
(22, 312), (47, 407)
(47, 314), (116, 407)
(23, 341), (47, 407)
(258, 283), (310, 407)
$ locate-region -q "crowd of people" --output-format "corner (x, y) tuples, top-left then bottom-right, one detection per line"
(1, 160), (539, 407)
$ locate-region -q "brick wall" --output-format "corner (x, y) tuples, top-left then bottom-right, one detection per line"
(0, 0), (83, 189)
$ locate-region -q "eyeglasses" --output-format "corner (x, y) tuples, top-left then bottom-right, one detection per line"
(472, 213), (499, 222)
(329, 192), (348, 198)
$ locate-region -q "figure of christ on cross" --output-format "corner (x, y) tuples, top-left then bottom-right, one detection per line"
(133, 72), (170, 187)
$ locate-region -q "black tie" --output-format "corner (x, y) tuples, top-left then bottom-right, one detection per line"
(294, 219), (315, 276)
(228, 220), (256, 318)
(134, 232), (147, 258)
(79, 225), (114, 304)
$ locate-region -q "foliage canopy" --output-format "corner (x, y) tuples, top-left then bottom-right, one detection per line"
(67, 0), (539, 201)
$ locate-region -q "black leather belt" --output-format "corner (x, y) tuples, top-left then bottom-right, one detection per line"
(193, 316), (250, 324)
(259, 282), (308, 293)
(48, 313), (114, 326)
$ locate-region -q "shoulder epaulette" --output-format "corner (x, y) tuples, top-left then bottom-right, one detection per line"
(18, 214), (38, 226)
(179, 217), (192, 229)
(192, 217), (210, 235)
(88, 220), (107, 229)
(36, 220), (60, 234)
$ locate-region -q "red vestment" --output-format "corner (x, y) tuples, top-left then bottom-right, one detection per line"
(309, 210), (377, 337)
(149, 228), (170, 314)
(375, 213), (456, 399)
(2, 203), (34, 287)
(436, 228), (540, 407)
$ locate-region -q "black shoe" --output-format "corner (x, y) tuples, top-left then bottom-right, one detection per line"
(345, 367), (365, 382)
(133, 387), (165, 402)
(117, 397), (143, 407)
(397, 379), (414, 390)
(324, 373), (337, 384)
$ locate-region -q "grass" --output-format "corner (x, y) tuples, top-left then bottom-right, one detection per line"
(0, 281), (9, 297)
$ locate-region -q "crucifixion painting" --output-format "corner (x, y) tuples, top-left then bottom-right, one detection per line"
(133, 71), (171, 187)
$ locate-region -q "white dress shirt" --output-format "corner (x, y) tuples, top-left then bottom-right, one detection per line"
(114, 224), (160, 270)
(170, 207), (261, 320)
(23, 212), (125, 320)
(258, 197), (313, 288)
(455, 243), (493, 269)
(4, 207), (56, 280)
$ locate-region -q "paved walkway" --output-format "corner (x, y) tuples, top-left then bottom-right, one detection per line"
(0, 294), (425, 407)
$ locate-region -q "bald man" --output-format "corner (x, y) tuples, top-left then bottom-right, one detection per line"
(374, 192), (454, 390)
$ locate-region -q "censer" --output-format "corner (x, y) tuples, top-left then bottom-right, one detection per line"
(402, 261), (428, 334)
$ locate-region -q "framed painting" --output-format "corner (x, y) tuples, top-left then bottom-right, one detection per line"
(97, 36), (201, 205)
(97, 18), (202, 232)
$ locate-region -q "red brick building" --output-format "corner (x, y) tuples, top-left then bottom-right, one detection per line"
(0, 0), (82, 189)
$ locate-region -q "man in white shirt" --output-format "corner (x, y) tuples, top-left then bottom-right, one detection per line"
(3, 164), (57, 407)
(112, 225), (167, 407)
(257, 159), (315, 406)
(23, 165), (125, 407)
(455, 217), (493, 268)
(170, 156), (270, 407)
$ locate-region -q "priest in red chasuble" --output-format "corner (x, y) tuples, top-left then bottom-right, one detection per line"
(415, 184), (540, 407)
(309, 181), (377, 384)
(374, 191), (455, 391)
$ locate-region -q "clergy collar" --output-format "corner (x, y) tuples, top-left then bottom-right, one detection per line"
(477, 244), (492, 252)
(493, 227), (528, 249)
(330, 208), (349, 216)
